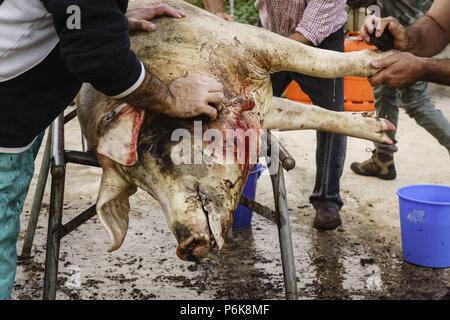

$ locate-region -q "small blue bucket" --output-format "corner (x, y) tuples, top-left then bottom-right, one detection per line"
(232, 164), (266, 230)
(397, 184), (450, 268)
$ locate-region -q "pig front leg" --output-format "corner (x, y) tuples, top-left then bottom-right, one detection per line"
(245, 26), (394, 79)
(268, 48), (394, 79)
(263, 97), (396, 144)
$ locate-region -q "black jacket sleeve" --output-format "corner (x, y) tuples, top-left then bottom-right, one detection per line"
(42, 0), (143, 97)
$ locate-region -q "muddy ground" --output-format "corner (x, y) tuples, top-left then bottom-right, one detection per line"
(12, 96), (450, 300)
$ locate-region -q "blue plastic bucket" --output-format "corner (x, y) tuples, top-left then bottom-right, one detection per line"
(397, 184), (450, 268)
(232, 164), (266, 230)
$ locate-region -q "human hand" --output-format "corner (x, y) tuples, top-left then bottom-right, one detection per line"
(165, 75), (225, 121)
(288, 32), (312, 45)
(127, 2), (185, 32)
(369, 52), (425, 88)
(361, 15), (409, 50)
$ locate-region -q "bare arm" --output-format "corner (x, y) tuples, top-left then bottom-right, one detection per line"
(203, 0), (225, 14)
(369, 52), (450, 88)
(361, 0), (450, 88)
(361, 0), (450, 57)
(203, 0), (233, 21)
(406, 14), (450, 57)
(288, 32), (312, 45)
(120, 72), (224, 121)
(420, 58), (450, 86)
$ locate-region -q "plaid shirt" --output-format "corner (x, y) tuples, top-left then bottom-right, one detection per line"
(256, 0), (347, 46)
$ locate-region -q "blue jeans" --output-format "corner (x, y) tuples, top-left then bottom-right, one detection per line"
(271, 28), (346, 209)
(0, 135), (43, 300)
(374, 82), (450, 155)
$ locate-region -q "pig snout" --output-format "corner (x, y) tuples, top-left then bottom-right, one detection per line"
(176, 235), (211, 262)
(174, 223), (211, 262)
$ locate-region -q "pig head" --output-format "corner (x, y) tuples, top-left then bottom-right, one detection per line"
(77, 0), (395, 261)
(78, 86), (261, 262)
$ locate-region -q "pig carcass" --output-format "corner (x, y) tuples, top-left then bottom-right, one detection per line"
(77, 0), (395, 261)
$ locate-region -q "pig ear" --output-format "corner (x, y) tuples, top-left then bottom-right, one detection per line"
(96, 166), (137, 252)
(97, 104), (145, 166)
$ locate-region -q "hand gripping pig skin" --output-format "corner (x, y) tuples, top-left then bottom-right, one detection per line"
(77, 0), (395, 261)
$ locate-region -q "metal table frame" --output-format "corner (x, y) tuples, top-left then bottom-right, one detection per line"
(21, 112), (299, 300)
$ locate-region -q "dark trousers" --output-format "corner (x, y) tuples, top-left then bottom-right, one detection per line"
(271, 28), (346, 209)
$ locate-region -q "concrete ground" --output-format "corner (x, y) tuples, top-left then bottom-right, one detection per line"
(13, 96), (450, 300)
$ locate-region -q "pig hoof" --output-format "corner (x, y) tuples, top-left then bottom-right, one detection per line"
(362, 117), (396, 144)
(376, 119), (395, 144)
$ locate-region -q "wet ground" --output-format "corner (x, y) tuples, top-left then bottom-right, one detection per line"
(13, 97), (450, 300)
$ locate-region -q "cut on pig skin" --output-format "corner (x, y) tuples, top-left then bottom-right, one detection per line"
(77, 0), (396, 261)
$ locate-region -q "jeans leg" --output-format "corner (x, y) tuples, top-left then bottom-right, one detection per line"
(270, 71), (293, 98)
(286, 71), (346, 209)
(374, 85), (401, 155)
(401, 82), (450, 155)
(308, 78), (346, 209)
(0, 138), (42, 300)
(291, 29), (346, 209)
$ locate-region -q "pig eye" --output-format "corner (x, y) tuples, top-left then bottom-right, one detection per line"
(104, 111), (117, 121)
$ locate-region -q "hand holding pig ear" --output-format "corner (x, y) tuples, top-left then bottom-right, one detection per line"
(360, 15), (409, 50)
(127, 2), (185, 32)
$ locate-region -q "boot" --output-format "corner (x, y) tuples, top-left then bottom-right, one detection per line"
(351, 149), (397, 180)
(313, 203), (342, 231)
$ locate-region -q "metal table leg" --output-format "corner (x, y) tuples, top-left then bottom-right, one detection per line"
(43, 116), (66, 300)
(21, 132), (52, 258)
(270, 162), (298, 300)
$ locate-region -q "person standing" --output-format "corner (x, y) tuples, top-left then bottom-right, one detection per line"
(351, 0), (450, 180)
(204, 0), (349, 231)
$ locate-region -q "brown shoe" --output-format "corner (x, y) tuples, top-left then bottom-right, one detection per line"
(313, 204), (342, 231)
(351, 149), (397, 180)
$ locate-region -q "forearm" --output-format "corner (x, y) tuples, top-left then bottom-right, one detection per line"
(288, 32), (312, 45)
(421, 58), (450, 86)
(406, 15), (450, 57)
(118, 71), (171, 113)
(203, 0), (226, 13)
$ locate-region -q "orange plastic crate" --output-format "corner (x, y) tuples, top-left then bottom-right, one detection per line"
(344, 76), (375, 112)
(284, 81), (311, 104)
(284, 33), (376, 112)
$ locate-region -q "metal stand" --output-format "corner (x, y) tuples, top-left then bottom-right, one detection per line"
(21, 113), (299, 300)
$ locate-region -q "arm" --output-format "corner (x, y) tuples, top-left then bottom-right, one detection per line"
(293, 0), (347, 46)
(120, 73), (224, 120)
(45, 0), (224, 120)
(369, 53), (450, 88)
(361, 0), (450, 88)
(203, 0), (233, 21)
(421, 58), (450, 86)
(203, 0), (225, 14)
(288, 33), (312, 46)
(361, 0), (450, 57)
(406, 0), (450, 57)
